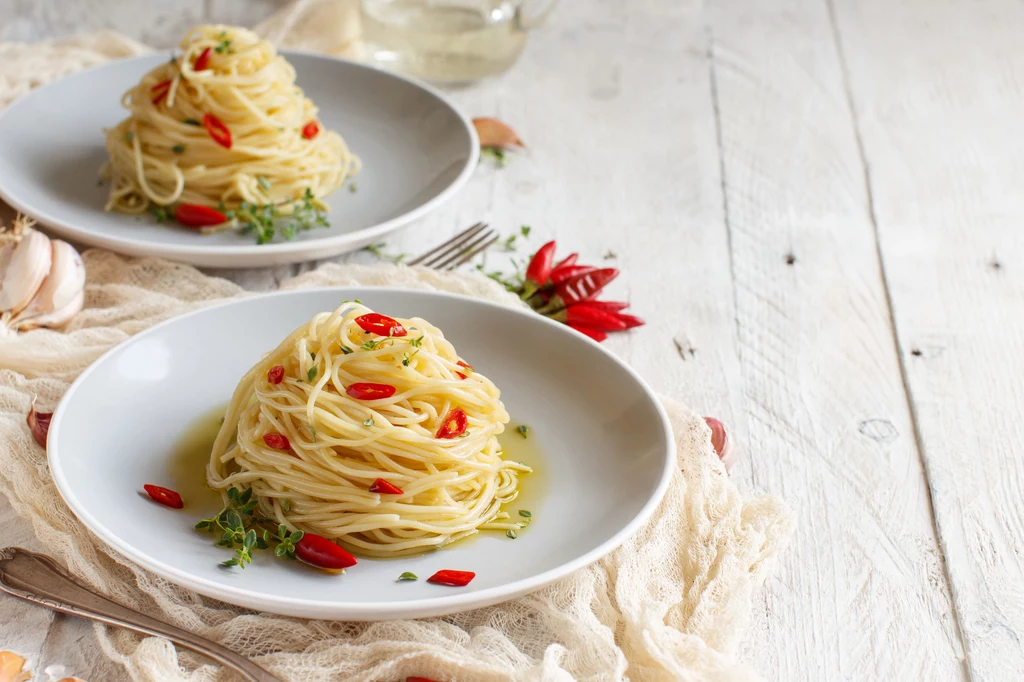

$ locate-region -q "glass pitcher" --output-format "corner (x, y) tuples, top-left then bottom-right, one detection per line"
(359, 0), (558, 84)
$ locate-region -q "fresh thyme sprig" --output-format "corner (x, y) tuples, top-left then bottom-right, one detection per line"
(195, 487), (304, 568)
(232, 189), (330, 245)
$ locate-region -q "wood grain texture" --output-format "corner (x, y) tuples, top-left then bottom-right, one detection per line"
(707, 0), (967, 678)
(830, 0), (1024, 678)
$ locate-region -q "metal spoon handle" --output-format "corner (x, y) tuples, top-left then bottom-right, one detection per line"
(0, 547), (281, 682)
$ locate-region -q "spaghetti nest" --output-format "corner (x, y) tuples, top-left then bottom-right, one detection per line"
(103, 24), (359, 216)
(208, 303), (531, 558)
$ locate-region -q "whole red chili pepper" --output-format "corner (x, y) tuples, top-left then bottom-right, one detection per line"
(193, 47), (213, 71)
(267, 365), (285, 384)
(369, 478), (404, 494)
(552, 252), (578, 271)
(579, 300), (630, 313)
(346, 383), (397, 400)
(302, 121), (321, 139)
(540, 268), (619, 313)
(551, 305), (627, 331)
(144, 484), (184, 509)
(263, 433), (291, 450)
(569, 325), (607, 342)
(550, 264), (597, 286)
(615, 313), (645, 329)
(427, 569), (475, 586)
(295, 533), (358, 569)
(522, 240), (557, 295)
(203, 113), (232, 149)
(436, 408), (468, 439)
(355, 313), (407, 337)
(175, 203), (228, 228)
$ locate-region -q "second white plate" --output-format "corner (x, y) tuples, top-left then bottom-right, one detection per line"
(0, 53), (478, 267)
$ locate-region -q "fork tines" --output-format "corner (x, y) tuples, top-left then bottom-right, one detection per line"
(407, 222), (498, 270)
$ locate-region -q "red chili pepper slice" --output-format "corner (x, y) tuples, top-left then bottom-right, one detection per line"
(551, 264), (597, 286)
(369, 478), (404, 494)
(263, 433), (291, 450)
(193, 46), (212, 71)
(294, 533), (358, 569)
(569, 325), (607, 342)
(268, 365), (285, 384)
(435, 408), (468, 439)
(151, 79), (172, 105)
(203, 113), (232, 149)
(455, 360), (473, 380)
(554, 305), (627, 331)
(346, 382), (397, 400)
(175, 203), (228, 228)
(302, 120), (321, 139)
(144, 484), (183, 509)
(427, 569), (475, 586)
(524, 240), (557, 288)
(615, 313), (645, 329)
(354, 313), (407, 337)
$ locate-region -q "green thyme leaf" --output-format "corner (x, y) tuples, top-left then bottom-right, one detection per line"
(307, 366), (318, 382)
(520, 225), (531, 238)
(340, 345), (353, 354)
(506, 529), (518, 539)
(258, 175), (271, 191)
(398, 572), (418, 581)
(151, 205), (169, 223)
(519, 509), (532, 518)
(349, 183), (357, 193)
(184, 118), (200, 126)
(124, 131), (134, 143)
(282, 499), (292, 512)
(409, 335), (424, 348)
(517, 425), (530, 439)
(172, 143), (186, 154)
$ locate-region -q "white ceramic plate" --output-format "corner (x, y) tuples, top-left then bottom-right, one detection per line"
(48, 289), (673, 620)
(0, 53), (478, 267)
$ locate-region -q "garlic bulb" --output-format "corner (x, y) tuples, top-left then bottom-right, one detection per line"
(0, 215), (85, 332)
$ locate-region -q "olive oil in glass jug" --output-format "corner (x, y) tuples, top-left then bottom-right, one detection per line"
(359, 0), (556, 83)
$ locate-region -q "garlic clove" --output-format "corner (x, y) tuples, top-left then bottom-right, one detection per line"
(0, 651), (31, 682)
(0, 227), (51, 316)
(12, 239), (85, 331)
(472, 117), (524, 149)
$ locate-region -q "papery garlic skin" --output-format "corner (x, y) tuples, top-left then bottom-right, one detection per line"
(12, 239), (85, 331)
(0, 227), (51, 316)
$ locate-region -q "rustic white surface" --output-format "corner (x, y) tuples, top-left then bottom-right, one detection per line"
(1, 0), (1020, 679)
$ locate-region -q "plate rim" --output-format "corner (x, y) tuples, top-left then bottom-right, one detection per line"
(0, 52), (480, 267)
(47, 287), (676, 620)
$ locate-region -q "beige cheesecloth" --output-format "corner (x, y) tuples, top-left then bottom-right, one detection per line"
(0, 15), (795, 682)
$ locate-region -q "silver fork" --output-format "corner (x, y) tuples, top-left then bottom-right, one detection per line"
(0, 547), (281, 681)
(407, 221), (498, 269)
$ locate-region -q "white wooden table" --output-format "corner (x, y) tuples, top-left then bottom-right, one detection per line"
(3, 0), (1023, 679)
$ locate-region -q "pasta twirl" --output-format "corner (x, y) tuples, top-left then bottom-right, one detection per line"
(103, 25), (359, 218)
(208, 303), (530, 558)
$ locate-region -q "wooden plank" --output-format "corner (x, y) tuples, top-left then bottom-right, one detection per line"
(708, 0), (967, 678)
(0, 0), (206, 47)
(830, 0), (1024, 678)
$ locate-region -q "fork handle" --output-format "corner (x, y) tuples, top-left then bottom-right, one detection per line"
(0, 547), (281, 682)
